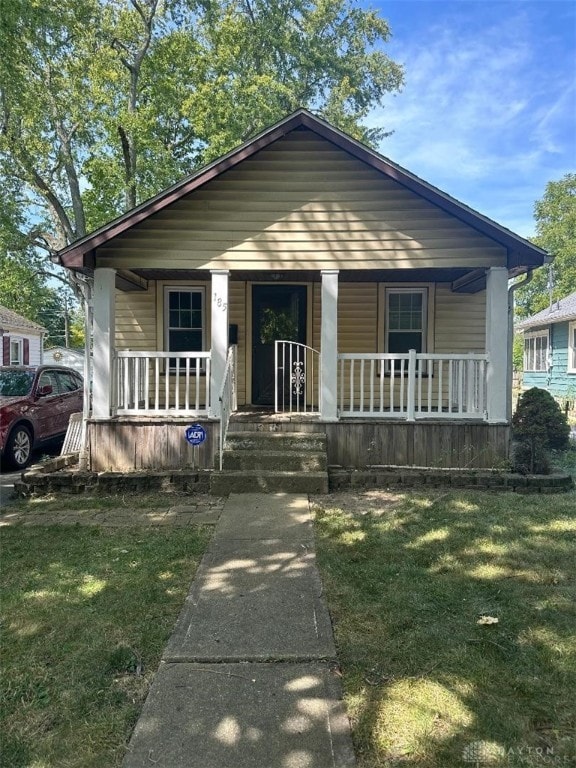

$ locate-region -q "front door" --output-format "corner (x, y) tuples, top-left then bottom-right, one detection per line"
(252, 285), (307, 406)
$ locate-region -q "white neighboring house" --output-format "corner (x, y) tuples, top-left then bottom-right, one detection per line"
(43, 346), (85, 375)
(0, 305), (46, 366)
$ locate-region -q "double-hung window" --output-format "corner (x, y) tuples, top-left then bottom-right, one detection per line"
(524, 330), (549, 372)
(10, 339), (22, 365)
(568, 321), (576, 373)
(385, 288), (427, 355)
(164, 288), (205, 370)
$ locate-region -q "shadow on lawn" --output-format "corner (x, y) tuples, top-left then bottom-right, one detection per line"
(315, 490), (576, 768)
(0, 524), (211, 768)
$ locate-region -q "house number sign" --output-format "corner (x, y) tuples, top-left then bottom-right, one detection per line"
(185, 424), (207, 446)
(213, 292), (228, 311)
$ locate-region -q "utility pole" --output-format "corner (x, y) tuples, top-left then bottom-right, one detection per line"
(64, 294), (70, 348)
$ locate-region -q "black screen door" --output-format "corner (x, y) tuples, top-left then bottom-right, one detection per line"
(252, 285), (307, 405)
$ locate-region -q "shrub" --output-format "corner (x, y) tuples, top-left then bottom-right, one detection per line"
(512, 388), (570, 473)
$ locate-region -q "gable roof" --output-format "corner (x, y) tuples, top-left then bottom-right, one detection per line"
(56, 109), (548, 275)
(517, 291), (576, 330)
(0, 305), (46, 334)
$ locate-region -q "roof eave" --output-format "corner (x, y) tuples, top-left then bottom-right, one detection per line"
(57, 108), (550, 272)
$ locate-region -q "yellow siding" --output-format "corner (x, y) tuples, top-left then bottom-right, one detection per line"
(434, 285), (486, 353)
(98, 131), (506, 272)
(338, 283), (378, 352)
(229, 281), (247, 405)
(115, 288), (156, 350)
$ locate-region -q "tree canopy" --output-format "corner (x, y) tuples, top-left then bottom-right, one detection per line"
(515, 173), (576, 318)
(0, 0), (404, 268)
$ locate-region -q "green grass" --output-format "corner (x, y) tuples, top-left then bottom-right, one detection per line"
(314, 489), (576, 767)
(1, 521), (211, 768)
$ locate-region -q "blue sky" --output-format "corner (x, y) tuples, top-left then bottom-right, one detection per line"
(365, 0), (575, 237)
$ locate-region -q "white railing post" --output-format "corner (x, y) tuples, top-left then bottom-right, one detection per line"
(92, 268), (116, 419)
(485, 266), (509, 423)
(406, 349), (417, 422)
(210, 269), (229, 419)
(320, 269), (339, 421)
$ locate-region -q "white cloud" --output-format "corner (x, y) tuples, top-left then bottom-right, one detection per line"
(365, 2), (575, 236)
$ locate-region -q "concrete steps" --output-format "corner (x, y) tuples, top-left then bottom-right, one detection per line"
(211, 430), (329, 494)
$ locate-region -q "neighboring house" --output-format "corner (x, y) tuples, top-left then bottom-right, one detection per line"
(43, 346), (86, 376)
(0, 305), (46, 367)
(55, 110), (548, 472)
(516, 291), (576, 408)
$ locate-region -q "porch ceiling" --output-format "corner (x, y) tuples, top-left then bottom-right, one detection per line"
(129, 266), (479, 286)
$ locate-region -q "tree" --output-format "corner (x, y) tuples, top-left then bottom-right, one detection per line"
(0, 0), (403, 269)
(0, 252), (82, 348)
(515, 174), (576, 318)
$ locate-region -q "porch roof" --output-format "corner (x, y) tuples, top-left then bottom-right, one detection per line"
(55, 109), (548, 277)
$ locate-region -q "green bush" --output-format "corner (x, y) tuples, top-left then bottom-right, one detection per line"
(512, 388), (571, 473)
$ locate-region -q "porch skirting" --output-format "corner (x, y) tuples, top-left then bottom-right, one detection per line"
(87, 418), (510, 473)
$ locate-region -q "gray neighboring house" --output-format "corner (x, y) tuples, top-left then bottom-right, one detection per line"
(516, 291), (576, 407)
(43, 346), (86, 376)
(0, 305), (46, 366)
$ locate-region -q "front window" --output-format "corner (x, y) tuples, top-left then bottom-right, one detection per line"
(524, 331), (549, 371)
(569, 322), (576, 373)
(386, 289), (427, 354)
(164, 287), (205, 369)
(10, 339), (22, 365)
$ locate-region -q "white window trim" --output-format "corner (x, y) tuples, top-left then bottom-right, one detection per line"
(524, 329), (549, 372)
(163, 286), (207, 369)
(568, 321), (576, 374)
(10, 338), (22, 365)
(380, 286), (433, 354)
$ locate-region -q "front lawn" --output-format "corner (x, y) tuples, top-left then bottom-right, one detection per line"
(314, 489), (576, 767)
(1, 520), (211, 768)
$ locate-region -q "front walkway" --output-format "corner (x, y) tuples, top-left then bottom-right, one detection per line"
(123, 493), (355, 768)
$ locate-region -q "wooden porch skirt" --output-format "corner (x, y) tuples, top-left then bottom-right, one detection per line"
(87, 418), (510, 472)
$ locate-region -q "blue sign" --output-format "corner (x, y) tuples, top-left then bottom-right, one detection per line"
(185, 424), (207, 446)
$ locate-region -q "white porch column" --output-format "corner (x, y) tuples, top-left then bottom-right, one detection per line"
(92, 268), (116, 419)
(485, 266), (509, 424)
(320, 269), (339, 421)
(210, 269), (230, 418)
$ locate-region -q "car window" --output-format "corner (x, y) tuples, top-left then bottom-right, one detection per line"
(0, 370), (34, 396)
(57, 371), (82, 393)
(38, 371), (60, 393)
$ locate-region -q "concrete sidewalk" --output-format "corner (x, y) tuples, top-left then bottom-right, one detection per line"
(123, 493), (355, 768)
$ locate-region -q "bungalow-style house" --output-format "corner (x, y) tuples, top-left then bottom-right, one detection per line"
(55, 110), (548, 475)
(516, 291), (576, 409)
(0, 305), (46, 367)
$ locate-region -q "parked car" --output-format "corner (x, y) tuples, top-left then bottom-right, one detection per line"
(0, 366), (83, 469)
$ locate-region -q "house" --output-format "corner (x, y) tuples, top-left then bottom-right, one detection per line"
(516, 291), (576, 409)
(54, 110), (548, 473)
(43, 346), (86, 376)
(0, 305), (46, 367)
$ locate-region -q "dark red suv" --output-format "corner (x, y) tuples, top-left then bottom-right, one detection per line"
(0, 366), (83, 469)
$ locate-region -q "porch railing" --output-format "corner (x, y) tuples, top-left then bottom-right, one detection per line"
(218, 345), (237, 470)
(338, 351), (488, 420)
(275, 340), (320, 414)
(115, 351), (211, 416)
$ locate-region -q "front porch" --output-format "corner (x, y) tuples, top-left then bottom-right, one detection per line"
(86, 413), (510, 472)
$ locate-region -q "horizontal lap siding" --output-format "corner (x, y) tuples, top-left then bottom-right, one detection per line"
(434, 285), (486, 352)
(229, 281), (247, 405)
(97, 131), (506, 271)
(116, 288), (156, 349)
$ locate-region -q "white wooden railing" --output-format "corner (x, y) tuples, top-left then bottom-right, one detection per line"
(338, 351), (488, 420)
(115, 351), (211, 416)
(275, 340), (320, 414)
(218, 345), (237, 470)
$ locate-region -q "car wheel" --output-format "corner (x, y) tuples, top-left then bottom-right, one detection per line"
(6, 425), (33, 470)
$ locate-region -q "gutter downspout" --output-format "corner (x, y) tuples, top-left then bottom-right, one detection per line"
(507, 269), (534, 420)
